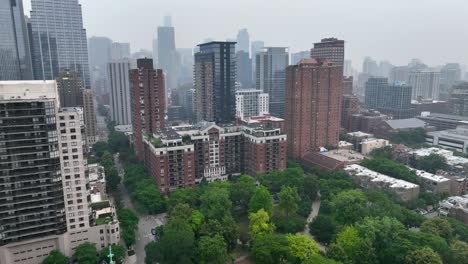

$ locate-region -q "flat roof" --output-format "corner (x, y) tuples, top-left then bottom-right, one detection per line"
(385, 118), (426, 129)
(409, 147), (468, 166)
(347, 131), (374, 138)
(408, 167), (450, 183)
(345, 164), (419, 189)
(321, 149), (365, 162)
(0, 80), (59, 104)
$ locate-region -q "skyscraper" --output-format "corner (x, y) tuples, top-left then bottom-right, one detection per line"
(30, 0), (90, 88)
(194, 41), (237, 124)
(408, 70), (441, 100)
(130, 58), (166, 160)
(0, 0), (33, 80)
(362, 56), (379, 76)
(158, 22), (179, 91)
(251, 40), (264, 74)
(256, 47), (289, 118)
(56, 70), (84, 107)
(108, 61), (132, 125)
(285, 59), (343, 160)
(82, 89), (97, 144)
(343, 76), (354, 95)
(236, 50), (252, 88)
(236, 28), (250, 53)
(365, 77), (414, 119)
(449, 82), (468, 116)
(291, 51), (310, 65)
(235, 89), (269, 120)
(88, 36), (112, 78)
(310, 38), (345, 68)
(440, 63), (462, 100)
(342, 95), (360, 130)
(111, 42), (131, 60)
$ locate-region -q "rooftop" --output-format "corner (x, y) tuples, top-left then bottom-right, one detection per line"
(345, 164), (419, 189)
(408, 167), (450, 183)
(428, 126), (468, 140)
(347, 131), (374, 138)
(409, 147), (468, 166)
(321, 149), (365, 163)
(0, 80), (59, 103)
(385, 118), (426, 129)
(419, 112), (468, 122)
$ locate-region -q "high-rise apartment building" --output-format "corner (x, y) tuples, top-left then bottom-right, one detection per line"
(342, 95), (360, 130)
(236, 51), (252, 88)
(81, 89), (97, 144)
(236, 28), (250, 53)
(235, 89), (269, 120)
(56, 70), (83, 107)
(343, 76), (354, 95)
(0, 0), (33, 80)
(390, 66), (410, 84)
(158, 24), (179, 91)
(310, 38), (345, 68)
(408, 70), (441, 100)
(449, 82), (468, 116)
(365, 77), (414, 119)
(251, 40), (264, 75)
(256, 47), (289, 118)
(291, 51), (310, 65)
(88, 37), (112, 76)
(440, 63), (462, 100)
(194, 41), (236, 124)
(111, 42), (131, 61)
(30, 0), (90, 87)
(130, 58), (166, 160)
(362, 56), (379, 77)
(285, 59), (343, 160)
(108, 61), (132, 125)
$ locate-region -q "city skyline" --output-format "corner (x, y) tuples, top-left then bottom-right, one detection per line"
(21, 0), (468, 68)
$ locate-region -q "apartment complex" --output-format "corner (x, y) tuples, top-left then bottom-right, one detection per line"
(143, 122), (287, 193)
(108, 60), (132, 125)
(285, 58), (343, 160)
(235, 89), (269, 120)
(310, 38), (345, 68)
(130, 58), (166, 160)
(408, 70), (440, 100)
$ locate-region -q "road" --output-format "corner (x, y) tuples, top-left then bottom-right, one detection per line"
(301, 199), (326, 252)
(114, 154), (167, 264)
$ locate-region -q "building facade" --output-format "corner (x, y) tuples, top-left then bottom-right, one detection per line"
(30, 0), (90, 87)
(342, 95), (360, 130)
(310, 38), (345, 68)
(111, 42), (131, 61)
(194, 41), (236, 124)
(108, 61), (132, 125)
(236, 51), (252, 88)
(56, 70), (84, 107)
(157, 25), (179, 91)
(256, 47), (289, 118)
(408, 70), (441, 100)
(0, 0), (33, 80)
(236, 28), (249, 53)
(285, 59), (343, 160)
(235, 89), (269, 120)
(449, 82), (468, 116)
(81, 89), (97, 145)
(130, 58), (166, 160)
(291, 51), (310, 65)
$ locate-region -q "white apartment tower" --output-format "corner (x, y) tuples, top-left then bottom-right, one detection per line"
(408, 70), (441, 100)
(108, 61), (132, 125)
(235, 89), (269, 120)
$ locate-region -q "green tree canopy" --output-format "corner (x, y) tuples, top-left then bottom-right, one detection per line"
(249, 209), (275, 239)
(155, 218), (195, 264)
(450, 240), (468, 264)
(250, 233), (290, 264)
(309, 214), (338, 244)
(100, 244), (126, 264)
(420, 217), (453, 242)
(73, 242), (99, 264)
(278, 186), (300, 218)
(327, 226), (377, 264)
(230, 175), (256, 211)
(332, 189), (369, 225)
(286, 234), (320, 261)
(117, 208), (139, 247)
(196, 235), (231, 264)
(199, 216), (238, 251)
(42, 250), (69, 264)
(200, 187), (232, 220)
(416, 154), (448, 174)
(145, 241), (158, 264)
(405, 247), (443, 264)
(249, 185), (273, 216)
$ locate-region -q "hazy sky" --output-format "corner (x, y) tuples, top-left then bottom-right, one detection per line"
(24, 0), (468, 70)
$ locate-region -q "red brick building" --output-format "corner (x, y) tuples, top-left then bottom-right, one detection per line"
(341, 95), (360, 130)
(285, 58), (343, 160)
(130, 58), (166, 160)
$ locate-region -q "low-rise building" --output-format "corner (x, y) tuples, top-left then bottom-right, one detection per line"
(345, 164), (420, 202)
(439, 195), (468, 224)
(302, 149), (365, 172)
(408, 168), (451, 194)
(338, 141), (354, 150)
(417, 112), (468, 131)
(360, 138), (390, 155)
(426, 126), (468, 153)
(373, 118), (428, 139)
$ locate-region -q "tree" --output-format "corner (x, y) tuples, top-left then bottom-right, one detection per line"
(416, 154), (448, 174)
(250, 233), (290, 264)
(167, 188), (200, 209)
(117, 208), (139, 247)
(199, 216), (239, 250)
(42, 250), (69, 264)
(303, 174), (320, 200)
(155, 218), (195, 264)
(249, 209), (275, 239)
(145, 241), (159, 264)
(200, 187), (232, 220)
(303, 254), (342, 264)
(332, 189), (369, 225)
(287, 234), (320, 261)
(450, 240), (468, 264)
(405, 247), (442, 264)
(309, 215), (338, 244)
(73, 242), (99, 264)
(196, 235), (231, 264)
(328, 226), (377, 264)
(105, 166), (121, 192)
(278, 186), (300, 218)
(249, 186), (273, 216)
(101, 151), (114, 169)
(100, 244), (126, 264)
(361, 157), (420, 184)
(132, 183), (167, 214)
(420, 217), (453, 242)
(230, 175), (256, 211)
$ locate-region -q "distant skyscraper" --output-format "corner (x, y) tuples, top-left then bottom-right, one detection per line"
(342, 95), (360, 130)
(390, 66), (410, 83)
(177, 48), (194, 85)
(251, 41), (264, 65)
(408, 70), (441, 100)
(291, 51), (310, 65)
(379, 60), (394, 78)
(164, 15), (172, 27)
(236, 28), (250, 53)
(365, 77), (414, 119)
(362, 56), (379, 76)
(236, 51), (252, 88)
(158, 24), (179, 90)
(152, 38), (158, 67)
(285, 59), (343, 160)
(30, 0), (90, 87)
(111, 42), (131, 60)
(88, 36), (112, 75)
(449, 82), (468, 116)
(344, 60), (353, 77)
(310, 38), (345, 68)
(256, 47), (289, 118)
(108, 61), (132, 125)
(440, 63), (462, 100)
(194, 41), (236, 124)
(130, 58), (166, 160)
(343, 76), (354, 95)
(235, 89), (269, 120)
(0, 0), (33, 80)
